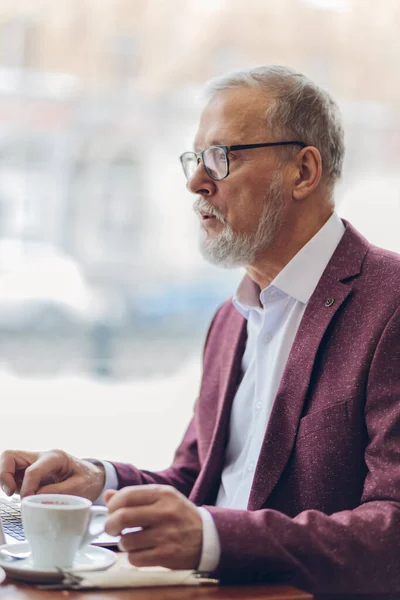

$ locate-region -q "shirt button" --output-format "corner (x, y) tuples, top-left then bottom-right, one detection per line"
(247, 462), (255, 472)
(255, 401), (262, 411)
(263, 333), (273, 344)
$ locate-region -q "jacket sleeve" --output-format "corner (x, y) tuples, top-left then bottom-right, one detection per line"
(206, 306), (400, 595)
(108, 306), (225, 496)
(110, 416), (201, 497)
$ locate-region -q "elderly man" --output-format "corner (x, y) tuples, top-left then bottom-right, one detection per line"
(1, 66), (400, 595)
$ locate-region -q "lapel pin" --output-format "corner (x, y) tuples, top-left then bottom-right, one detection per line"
(324, 298), (335, 307)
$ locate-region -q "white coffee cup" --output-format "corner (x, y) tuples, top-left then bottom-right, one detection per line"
(21, 493), (106, 569)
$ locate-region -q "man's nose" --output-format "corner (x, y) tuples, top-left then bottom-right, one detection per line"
(186, 163), (216, 196)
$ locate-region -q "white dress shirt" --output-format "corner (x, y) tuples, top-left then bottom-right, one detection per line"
(96, 212), (345, 572)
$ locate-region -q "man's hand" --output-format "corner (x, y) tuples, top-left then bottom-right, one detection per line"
(104, 485), (203, 570)
(0, 449), (106, 501)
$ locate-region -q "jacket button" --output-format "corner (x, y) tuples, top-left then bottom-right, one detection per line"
(325, 297), (335, 307)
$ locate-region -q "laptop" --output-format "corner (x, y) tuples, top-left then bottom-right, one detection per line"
(0, 495), (120, 547)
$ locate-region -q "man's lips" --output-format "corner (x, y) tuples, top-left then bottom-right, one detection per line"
(199, 211), (216, 220)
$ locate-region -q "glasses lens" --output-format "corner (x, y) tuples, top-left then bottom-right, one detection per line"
(203, 146), (227, 180)
(180, 153), (198, 180)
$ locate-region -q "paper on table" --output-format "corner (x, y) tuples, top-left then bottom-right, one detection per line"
(55, 554), (218, 590)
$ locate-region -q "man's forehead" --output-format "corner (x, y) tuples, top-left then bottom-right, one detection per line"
(193, 87), (271, 150)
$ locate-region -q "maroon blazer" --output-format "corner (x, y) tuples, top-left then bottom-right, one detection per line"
(111, 221), (400, 595)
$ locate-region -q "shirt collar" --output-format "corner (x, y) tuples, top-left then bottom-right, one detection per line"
(233, 212), (345, 314)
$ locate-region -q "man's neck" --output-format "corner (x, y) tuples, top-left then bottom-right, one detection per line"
(246, 209), (334, 291)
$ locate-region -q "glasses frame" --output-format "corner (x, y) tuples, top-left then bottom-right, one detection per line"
(180, 141), (307, 181)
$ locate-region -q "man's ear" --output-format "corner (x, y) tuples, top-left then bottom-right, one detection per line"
(292, 146), (322, 200)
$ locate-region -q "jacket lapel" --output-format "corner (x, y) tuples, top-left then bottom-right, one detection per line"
(247, 222), (370, 510)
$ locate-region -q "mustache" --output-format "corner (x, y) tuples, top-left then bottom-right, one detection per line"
(193, 197), (227, 224)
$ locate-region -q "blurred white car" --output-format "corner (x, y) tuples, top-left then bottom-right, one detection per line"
(0, 239), (93, 333)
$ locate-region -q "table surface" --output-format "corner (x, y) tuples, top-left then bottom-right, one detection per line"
(0, 580), (313, 599)
(0, 548), (313, 600)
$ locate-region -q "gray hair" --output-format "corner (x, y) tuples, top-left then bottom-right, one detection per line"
(204, 65), (345, 186)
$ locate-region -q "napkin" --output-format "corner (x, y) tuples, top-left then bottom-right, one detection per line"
(39, 554), (218, 590)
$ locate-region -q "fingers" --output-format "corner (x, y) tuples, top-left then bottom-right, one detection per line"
(105, 486), (180, 537)
(118, 528), (155, 553)
(19, 451), (68, 498)
(105, 484), (173, 513)
(127, 547), (170, 568)
(0, 451), (39, 496)
(126, 546), (190, 570)
(120, 529), (186, 569)
(105, 486), (203, 570)
(103, 489), (117, 504)
(36, 476), (82, 496)
(105, 506), (159, 536)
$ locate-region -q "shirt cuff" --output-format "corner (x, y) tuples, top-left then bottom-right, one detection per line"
(196, 506), (221, 572)
(85, 460), (119, 506)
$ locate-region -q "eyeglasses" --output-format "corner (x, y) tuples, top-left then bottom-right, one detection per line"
(179, 141), (306, 182)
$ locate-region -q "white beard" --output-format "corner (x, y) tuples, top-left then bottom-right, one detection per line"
(193, 172), (284, 268)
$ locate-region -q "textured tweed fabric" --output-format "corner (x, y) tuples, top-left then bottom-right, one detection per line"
(112, 221), (400, 595)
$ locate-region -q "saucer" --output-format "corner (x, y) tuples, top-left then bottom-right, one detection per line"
(0, 541), (116, 583)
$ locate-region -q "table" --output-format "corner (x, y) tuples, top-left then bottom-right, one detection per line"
(0, 581), (313, 599)
(0, 547), (313, 600)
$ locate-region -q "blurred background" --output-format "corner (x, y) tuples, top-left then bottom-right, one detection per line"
(0, 0), (399, 469)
